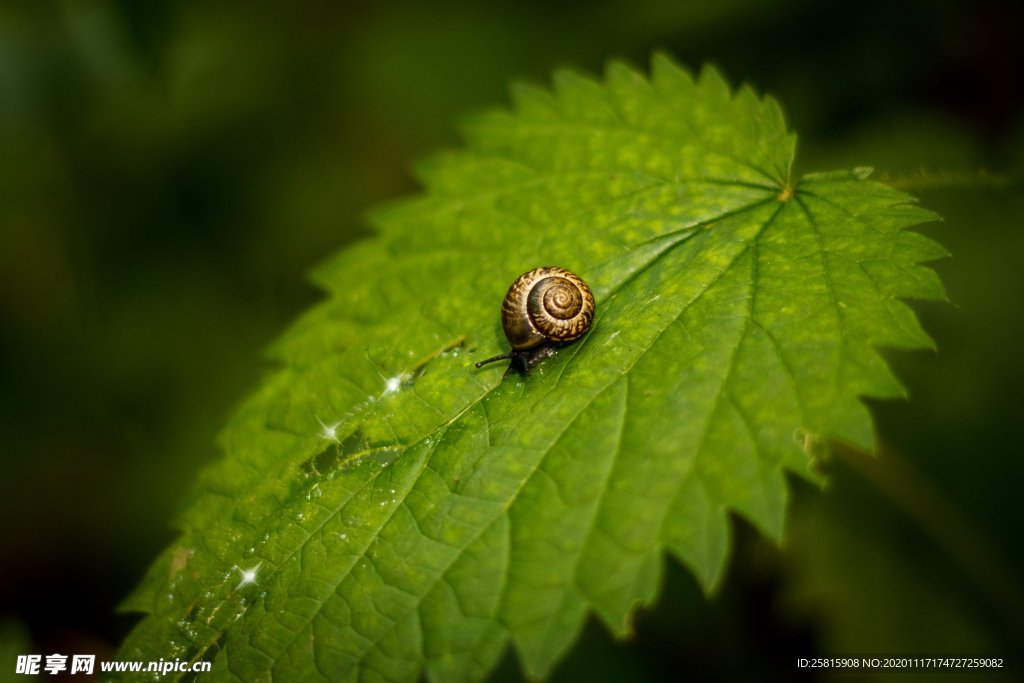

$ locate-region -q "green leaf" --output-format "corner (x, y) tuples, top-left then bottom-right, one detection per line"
(117, 55), (945, 681)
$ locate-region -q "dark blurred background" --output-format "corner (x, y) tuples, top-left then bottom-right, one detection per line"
(1, 0), (1022, 680)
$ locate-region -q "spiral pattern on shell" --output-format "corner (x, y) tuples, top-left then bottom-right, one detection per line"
(501, 267), (595, 350)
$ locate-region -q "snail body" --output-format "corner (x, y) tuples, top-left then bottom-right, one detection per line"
(476, 266), (595, 374)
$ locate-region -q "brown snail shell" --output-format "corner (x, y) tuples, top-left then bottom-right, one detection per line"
(477, 266), (595, 374)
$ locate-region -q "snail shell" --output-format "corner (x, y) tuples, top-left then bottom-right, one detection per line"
(476, 266), (595, 374)
(501, 267), (595, 350)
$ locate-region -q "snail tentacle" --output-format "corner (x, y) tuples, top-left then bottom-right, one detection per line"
(475, 352), (513, 368)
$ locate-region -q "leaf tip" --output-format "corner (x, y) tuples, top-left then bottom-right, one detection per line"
(650, 50), (681, 73)
(507, 79), (557, 116)
(696, 62), (732, 97)
(603, 57), (644, 85)
(650, 51), (695, 86)
(551, 66), (590, 91)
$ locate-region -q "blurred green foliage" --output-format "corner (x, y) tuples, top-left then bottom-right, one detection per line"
(1, 0), (1021, 680)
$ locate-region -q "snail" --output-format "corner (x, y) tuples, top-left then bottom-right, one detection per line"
(476, 266), (595, 374)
